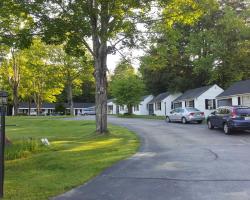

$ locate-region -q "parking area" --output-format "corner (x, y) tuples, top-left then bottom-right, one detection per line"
(56, 116), (250, 200)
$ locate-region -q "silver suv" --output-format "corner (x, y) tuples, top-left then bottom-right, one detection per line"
(166, 107), (205, 124)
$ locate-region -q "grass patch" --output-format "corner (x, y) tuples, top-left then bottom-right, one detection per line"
(4, 116), (139, 200)
(116, 114), (166, 120)
(5, 138), (46, 160)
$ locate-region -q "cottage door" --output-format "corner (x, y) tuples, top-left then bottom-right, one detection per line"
(148, 104), (154, 115)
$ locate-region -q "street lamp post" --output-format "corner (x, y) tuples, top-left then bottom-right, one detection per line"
(0, 91), (7, 198)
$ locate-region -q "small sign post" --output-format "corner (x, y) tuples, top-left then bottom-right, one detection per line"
(0, 91), (7, 198)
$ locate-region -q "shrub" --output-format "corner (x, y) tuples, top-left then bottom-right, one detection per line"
(16, 113), (28, 116)
(5, 138), (46, 160)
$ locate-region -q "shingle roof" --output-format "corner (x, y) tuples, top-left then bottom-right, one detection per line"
(148, 92), (170, 104)
(174, 85), (213, 102)
(19, 102), (95, 109)
(70, 102), (95, 108)
(217, 79), (250, 98)
(141, 95), (151, 101)
(19, 102), (55, 109)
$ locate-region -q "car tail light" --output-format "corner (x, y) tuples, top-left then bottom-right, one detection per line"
(231, 109), (239, 119)
(201, 112), (205, 116)
(189, 113), (195, 116)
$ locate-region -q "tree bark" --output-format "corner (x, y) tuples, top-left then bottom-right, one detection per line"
(10, 49), (20, 116)
(94, 43), (108, 134)
(13, 86), (18, 116)
(28, 97), (31, 116)
(127, 104), (133, 115)
(67, 80), (74, 115)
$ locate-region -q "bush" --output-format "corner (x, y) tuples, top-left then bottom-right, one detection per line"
(5, 138), (46, 160)
(16, 113), (28, 116)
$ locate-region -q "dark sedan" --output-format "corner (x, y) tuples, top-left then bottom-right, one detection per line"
(207, 106), (250, 134)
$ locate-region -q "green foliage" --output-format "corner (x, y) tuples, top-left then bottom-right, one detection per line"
(55, 103), (66, 114)
(0, 0), (34, 50)
(110, 65), (145, 113)
(113, 59), (135, 78)
(140, 0), (250, 93)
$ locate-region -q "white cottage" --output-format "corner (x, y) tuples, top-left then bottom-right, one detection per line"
(173, 84), (224, 116)
(107, 99), (118, 114)
(17, 102), (55, 116)
(16, 102), (95, 116)
(216, 79), (250, 107)
(133, 95), (154, 115)
(148, 92), (182, 116)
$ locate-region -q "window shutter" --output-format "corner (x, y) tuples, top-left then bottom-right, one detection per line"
(185, 101), (187, 107)
(205, 99), (208, 110)
(213, 99), (216, 109)
(238, 97), (241, 105)
(171, 102), (173, 109)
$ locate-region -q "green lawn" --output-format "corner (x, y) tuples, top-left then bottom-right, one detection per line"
(4, 117), (139, 200)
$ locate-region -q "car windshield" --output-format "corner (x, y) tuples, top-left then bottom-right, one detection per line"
(236, 108), (250, 115)
(186, 108), (200, 112)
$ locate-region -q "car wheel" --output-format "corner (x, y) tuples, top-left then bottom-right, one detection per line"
(182, 117), (187, 124)
(223, 123), (231, 135)
(166, 116), (171, 123)
(207, 120), (214, 129)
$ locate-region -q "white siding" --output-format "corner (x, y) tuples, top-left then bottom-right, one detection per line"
(196, 84), (224, 116)
(119, 105), (128, 114)
(232, 97), (238, 106)
(154, 93), (182, 116)
(242, 95), (250, 106)
(107, 101), (117, 114)
(218, 94), (250, 107)
(133, 95), (154, 115)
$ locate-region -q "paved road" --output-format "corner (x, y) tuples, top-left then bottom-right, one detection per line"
(55, 116), (250, 200)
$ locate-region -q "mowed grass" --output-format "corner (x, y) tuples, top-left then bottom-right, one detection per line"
(4, 117), (139, 200)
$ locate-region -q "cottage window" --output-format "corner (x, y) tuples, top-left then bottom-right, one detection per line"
(120, 106), (124, 111)
(188, 100), (194, 108)
(173, 102), (182, 109)
(205, 99), (216, 110)
(156, 102), (161, 110)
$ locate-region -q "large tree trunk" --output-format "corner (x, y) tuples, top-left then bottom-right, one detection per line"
(94, 43), (108, 134)
(127, 104), (133, 115)
(28, 97), (31, 116)
(34, 94), (42, 116)
(10, 49), (20, 116)
(67, 80), (74, 115)
(12, 85), (18, 116)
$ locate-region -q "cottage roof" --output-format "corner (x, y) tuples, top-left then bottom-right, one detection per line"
(19, 102), (95, 109)
(217, 79), (250, 98)
(174, 85), (213, 102)
(148, 92), (170, 104)
(140, 95), (152, 101)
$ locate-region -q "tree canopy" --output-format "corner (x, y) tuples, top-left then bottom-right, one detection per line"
(110, 60), (145, 114)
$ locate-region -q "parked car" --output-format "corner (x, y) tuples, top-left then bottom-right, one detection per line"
(207, 106), (250, 135)
(166, 107), (205, 124)
(82, 107), (96, 115)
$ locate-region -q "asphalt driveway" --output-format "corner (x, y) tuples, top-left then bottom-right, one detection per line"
(55, 116), (250, 200)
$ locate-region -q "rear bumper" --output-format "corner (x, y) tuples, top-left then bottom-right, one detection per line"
(187, 116), (205, 122)
(229, 120), (250, 130)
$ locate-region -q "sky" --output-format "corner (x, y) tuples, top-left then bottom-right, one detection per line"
(107, 48), (145, 73)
